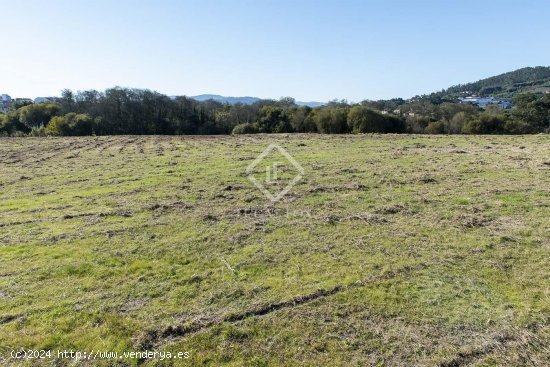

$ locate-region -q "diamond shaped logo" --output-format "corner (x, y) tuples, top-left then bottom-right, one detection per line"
(246, 144), (305, 202)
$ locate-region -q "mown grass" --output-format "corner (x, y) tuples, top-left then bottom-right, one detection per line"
(0, 134), (548, 366)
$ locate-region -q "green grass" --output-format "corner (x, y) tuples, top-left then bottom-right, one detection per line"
(0, 134), (548, 366)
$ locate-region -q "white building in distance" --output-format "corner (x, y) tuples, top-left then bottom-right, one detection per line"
(458, 96), (512, 109)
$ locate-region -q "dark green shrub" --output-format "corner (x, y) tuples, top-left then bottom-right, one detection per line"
(232, 123), (259, 134)
(463, 112), (507, 134)
(46, 113), (95, 136)
(425, 121), (445, 134)
(348, 106), (405, 133)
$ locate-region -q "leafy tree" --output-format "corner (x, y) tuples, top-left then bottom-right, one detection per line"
(504, 118), (535, 134)
(18, 103), (59, 128)
(214, 110), (235, 134)
(0, 111), (31, 134)
(448, 112), (468, 134)
(277, 97), (296, 107)
(348, 106), (379, 133)
(289, 106), (313, 132)
(511, 93), (550, 132)
(463, 111), (507, 134)
(46, 113), (95, 136)
(256, 106), (289, 133)
(11, 100), (33, 110)
(348, 106), (404, 133)
(46, 115), (65, 135)
(439, 102), (478, 123)
(59, 89), (75, 114)
(310, 108), (348, 133)
(406, 115), (432, 134)
(360, 98), (405, 112)
(425, 121), (445, 134)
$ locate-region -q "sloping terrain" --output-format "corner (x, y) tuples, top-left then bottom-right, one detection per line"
(443, 66), (550, 98)
(0, 135), (548, 366)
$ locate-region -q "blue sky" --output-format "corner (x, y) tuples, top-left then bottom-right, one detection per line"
(1, 0), (549, 101)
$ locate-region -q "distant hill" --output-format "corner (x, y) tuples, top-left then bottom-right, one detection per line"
(295, 101), (325, 107)
(189, 94), (260, 105)
(186, 94), (324, 107)
(173, 67), (550, 106)
(441, 66), (550, 98)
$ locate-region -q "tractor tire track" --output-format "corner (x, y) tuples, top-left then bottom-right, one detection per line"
(438, 325), (548, 367)
(2, 140), (75, 164)
(137, 264), (425, 349)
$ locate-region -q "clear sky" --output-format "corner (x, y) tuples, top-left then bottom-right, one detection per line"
(1, 0), (549, 102)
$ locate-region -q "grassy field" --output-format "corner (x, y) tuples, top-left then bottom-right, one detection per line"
(0, 134), (549, 366)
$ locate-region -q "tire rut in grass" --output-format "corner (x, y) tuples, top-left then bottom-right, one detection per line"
(2, 140), (74, 164)
(26, 141), (93, 165)
(439, 334), (514, 367)
(438, 325), (548, 367)
(0, 219), (39, 228)
(136, 264), (424, 349)
(0, 314), (24, 325)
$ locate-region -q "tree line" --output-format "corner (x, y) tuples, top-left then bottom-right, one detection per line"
(1, 87), (549, 136)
